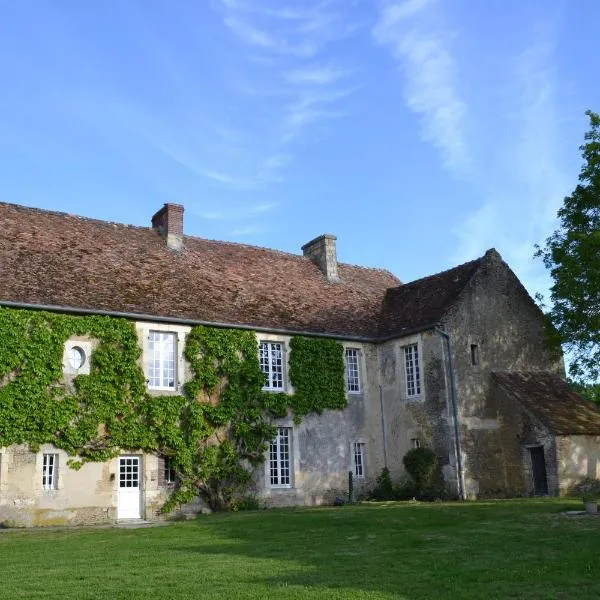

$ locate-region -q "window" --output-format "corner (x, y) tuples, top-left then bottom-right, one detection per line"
(270, 428), (291, 486)
(404, 344), (421, 397)
(260, 341), (284, 391)
(148, 331), (176, 390)
(164, 456), (176, 485)
(471, 344), (479, 366)
(345, 348), (361, 393)
(411, 438), (421, 449)
(353, 442), (365, 478)
(42, 454), (58, 490)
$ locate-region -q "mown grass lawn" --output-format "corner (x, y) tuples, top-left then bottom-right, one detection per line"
(1, 498), (599, 600)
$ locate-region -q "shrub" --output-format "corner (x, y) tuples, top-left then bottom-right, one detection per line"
(403, 447), (439, 492)
(230, 495), (261, 512)
(369, 467), (396, 500)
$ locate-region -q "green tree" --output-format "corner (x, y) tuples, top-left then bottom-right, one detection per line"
(537, 110), (600, 382)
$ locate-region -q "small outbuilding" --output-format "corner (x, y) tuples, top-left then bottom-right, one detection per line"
(492, 371), (600, 496)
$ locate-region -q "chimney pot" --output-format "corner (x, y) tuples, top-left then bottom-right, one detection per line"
(301, 234), (340, 282)
(151, 203), (184, 251)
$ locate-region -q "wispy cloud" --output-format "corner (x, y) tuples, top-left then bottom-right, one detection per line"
(198, 202), (277, 221)
(373, 0), (469, 173)
(284, 65), (352, 86)
(207, 0), (360, 193)
(451, 22), (570, 298)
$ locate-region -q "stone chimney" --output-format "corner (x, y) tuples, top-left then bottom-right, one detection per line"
(151, 203), (184, 251)
(302, 234), (340, 282)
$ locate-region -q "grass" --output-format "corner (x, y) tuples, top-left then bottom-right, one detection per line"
(0, 498), (599, 599)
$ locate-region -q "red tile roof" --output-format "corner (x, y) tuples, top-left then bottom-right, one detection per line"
(379, 257), (482, 337)
(493, 371), (600, 435)
(0, 201), (492, 339)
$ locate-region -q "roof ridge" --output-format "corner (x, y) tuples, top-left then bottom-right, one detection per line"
(1, 200), (399, 276)
(391, 255), (483, 290)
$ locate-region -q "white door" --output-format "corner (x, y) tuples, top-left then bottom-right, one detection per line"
(117, 456), (141, 519)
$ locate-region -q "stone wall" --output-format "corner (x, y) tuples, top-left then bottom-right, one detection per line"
(439, 251), (564, 497)
(556, 435), (600, 495)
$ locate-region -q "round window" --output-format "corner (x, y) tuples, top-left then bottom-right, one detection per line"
(68, 346), (86, 370)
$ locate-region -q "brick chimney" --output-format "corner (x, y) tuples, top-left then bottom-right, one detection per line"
(151, 203), (184, 251)
(301, 234), (340, 282)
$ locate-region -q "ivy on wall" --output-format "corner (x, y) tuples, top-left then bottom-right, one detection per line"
(0, 307), (348, 512)
(288, 336), (347, 422)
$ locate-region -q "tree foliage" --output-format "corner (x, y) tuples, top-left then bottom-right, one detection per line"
(536, 110), (600, 382)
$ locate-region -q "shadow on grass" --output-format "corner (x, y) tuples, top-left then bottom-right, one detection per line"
(174, 499), (599, 599)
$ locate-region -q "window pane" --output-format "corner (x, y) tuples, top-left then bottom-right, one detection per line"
(345, 348), (360, 393)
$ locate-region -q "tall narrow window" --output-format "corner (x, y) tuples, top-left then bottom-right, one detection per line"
(471, 344), (479, 366)
(411, 438), (421, 449)
(345, 348), (361, 393)
(353, 442), (365, 478)
(148, 331), (176, 390)
(270, 428), (291, 486)
(404, 344), (421, 397)
(164, 457), (176, 485)
(260, 341), (284, 391)
(42, 454), (58, 490)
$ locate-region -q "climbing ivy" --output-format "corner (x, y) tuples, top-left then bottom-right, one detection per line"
(288, 336), (347, 422)
(0, 307), (347, 512)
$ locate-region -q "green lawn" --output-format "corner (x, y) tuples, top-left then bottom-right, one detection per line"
(1, 499), (599, 599)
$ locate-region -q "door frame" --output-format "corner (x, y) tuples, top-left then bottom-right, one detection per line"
(117, 455), (143, 520)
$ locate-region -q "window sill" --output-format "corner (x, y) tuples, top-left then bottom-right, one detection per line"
(270, 485), (293, 490)
(262, 387), (286, 393)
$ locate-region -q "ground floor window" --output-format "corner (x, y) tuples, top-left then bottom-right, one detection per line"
(270, 428), (292, 487)
(42, 453), (58, 490)
(353, 442), (365, 478)
(164, 456), (176, 484)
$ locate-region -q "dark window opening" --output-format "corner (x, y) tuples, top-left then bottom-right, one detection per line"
(471, 344), (479, 366)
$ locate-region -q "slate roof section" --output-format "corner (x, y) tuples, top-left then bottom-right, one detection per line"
(0, 202), (401, 338)
(492, 371), (600, 435)
(378, 256), (483, 337)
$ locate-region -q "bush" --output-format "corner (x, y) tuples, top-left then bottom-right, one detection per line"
(403, 447), (439, 492)
(369, 467), (396, 500)
(230, 495), (261, 512)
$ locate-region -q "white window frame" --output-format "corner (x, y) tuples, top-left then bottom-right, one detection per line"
(260, 341), (285, 391)
(42, 453), (58, 490)
(404, 343), (421, 398)
(411, 437), (421, 449)
(164, 456), (176, 485)
(148, 331), (177, 390)
(352, 442), (366, 479)
(269, 427), (292, 487)
(345, 348), (361, 394)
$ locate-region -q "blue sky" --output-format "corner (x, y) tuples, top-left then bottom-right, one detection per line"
(0, 0), (598, 297)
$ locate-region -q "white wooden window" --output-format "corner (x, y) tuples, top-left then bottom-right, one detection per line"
(345, 348), (361, 393)
(260, 341), (284, 391)
(411, 438), (421, 449)
(353, 442), (365, 478)
(42, 453), (58, 490)
(270, 427), (291, 486)
(148, 331), (176, 390)
(164, 456), (176, 484)
(404, 344), (421, 397)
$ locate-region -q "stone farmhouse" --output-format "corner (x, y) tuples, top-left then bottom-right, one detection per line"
(1, 201), (599, 526)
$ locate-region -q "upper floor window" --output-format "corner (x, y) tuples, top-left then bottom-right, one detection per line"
(148, 331), (176, 390)
(260, 341), (284, 391)
(352, 442), (365, 478)
(270, 427), (292, 487)
(345, 348), (361, 393)
(404, 343), (421, 397)
(42, 453), (58, 490)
